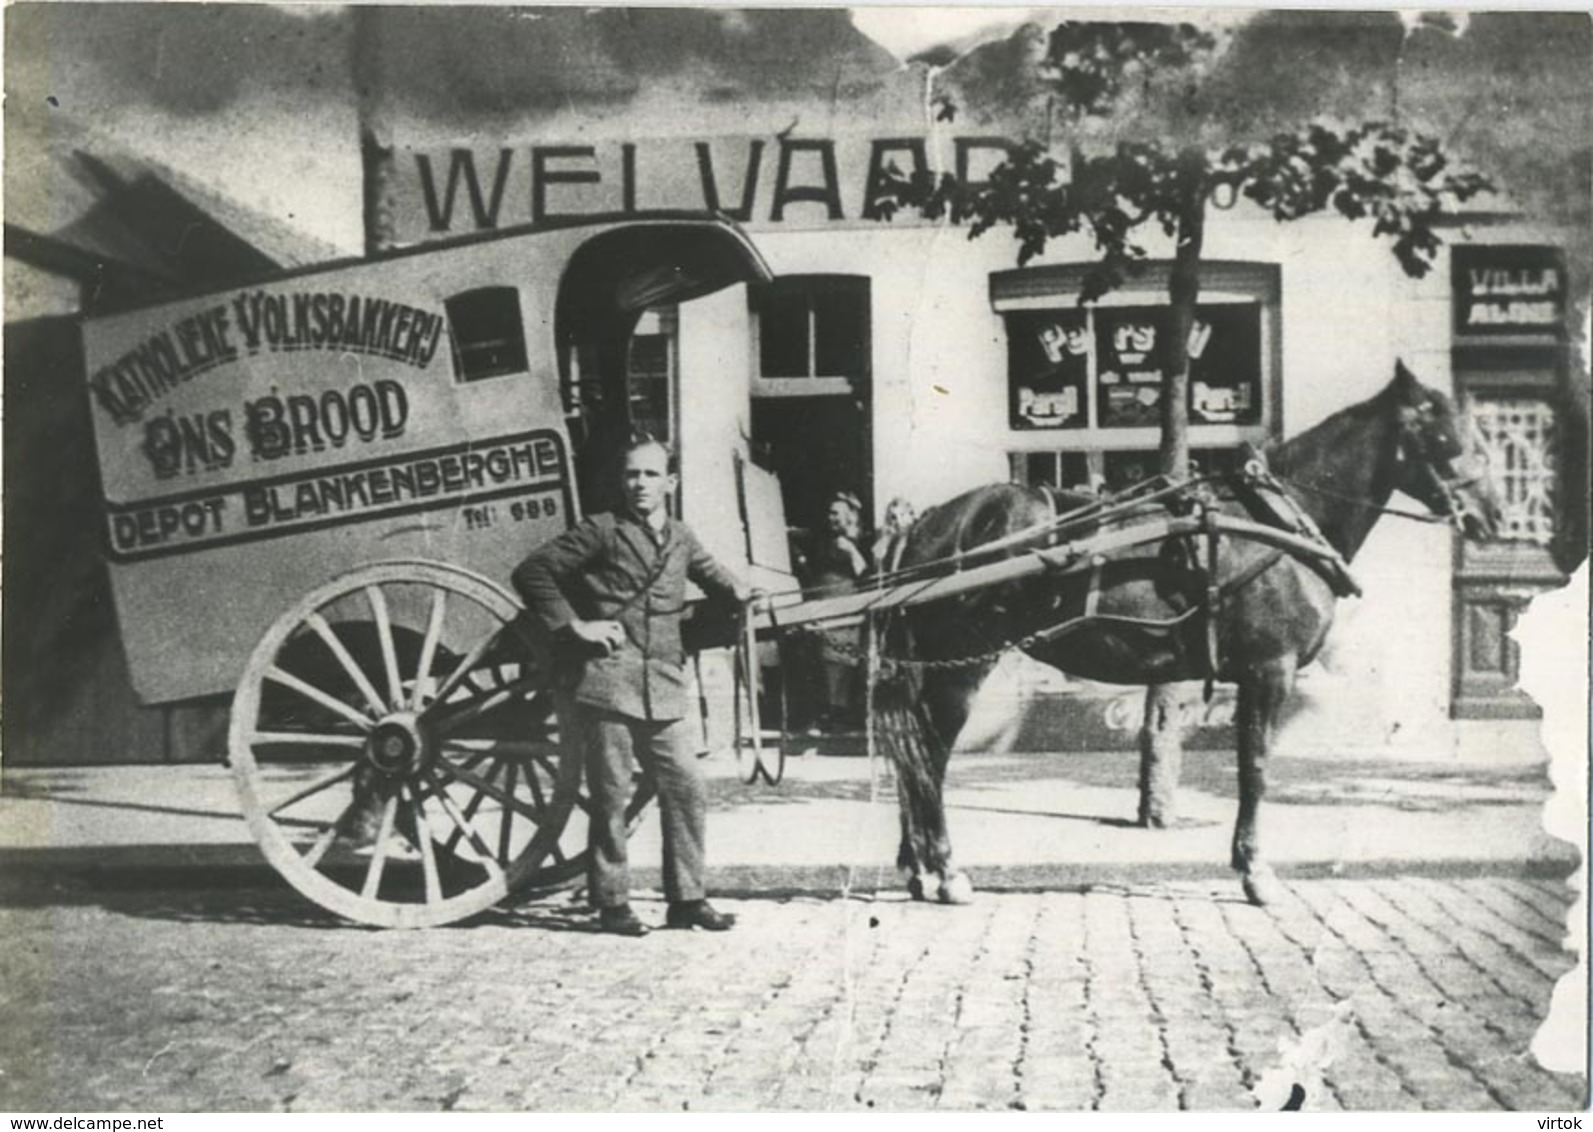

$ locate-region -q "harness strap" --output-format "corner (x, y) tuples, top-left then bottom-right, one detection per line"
(1020, 539), (1290, 672)
(1275, 474), (1450, 526)
(1236, 465), (1364, 599)
(1202, 505), (1222, 701)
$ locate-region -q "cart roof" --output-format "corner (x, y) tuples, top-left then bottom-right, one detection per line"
(81, 210), (772, 321)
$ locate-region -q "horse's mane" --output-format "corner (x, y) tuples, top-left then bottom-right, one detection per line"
(1265, 383), (1394, 481)
(1260, 376), (1408, 559)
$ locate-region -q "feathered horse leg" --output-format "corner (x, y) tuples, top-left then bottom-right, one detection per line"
(873, 482), (1052, 906)
(875, 668), (938, 899)
(873, 660), (979, 904)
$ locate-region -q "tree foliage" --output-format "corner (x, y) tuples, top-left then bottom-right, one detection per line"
(875, 20), (1494, 303)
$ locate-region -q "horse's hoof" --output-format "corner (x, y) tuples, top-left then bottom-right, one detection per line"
(1242, 867), (1283, 907)
(938, 872), (975, 905)
(906, 875), (928, 902)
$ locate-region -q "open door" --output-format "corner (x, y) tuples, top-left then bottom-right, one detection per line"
(748, 274), (873, 550)
(556, 219), (773, 513)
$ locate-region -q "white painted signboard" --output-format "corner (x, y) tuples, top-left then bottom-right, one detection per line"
(84, 216), (767, 702)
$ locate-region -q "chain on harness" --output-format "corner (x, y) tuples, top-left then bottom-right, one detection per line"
(787, 462), (1356, 687)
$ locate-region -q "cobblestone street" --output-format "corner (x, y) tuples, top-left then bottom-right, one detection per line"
(1, 872), (1583, 1112)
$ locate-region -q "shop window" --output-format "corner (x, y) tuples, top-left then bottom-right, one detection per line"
(1005, 303), (1264, 432)
(752, 275), (870, 383)
(994, 262), (1279, 498)
(1011, 447), (1242, 494)
(1010, 451), (1093, 492)
(445, 287), (528, 382)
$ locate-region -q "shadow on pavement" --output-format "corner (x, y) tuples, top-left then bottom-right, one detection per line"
(0, 868), (353, 929)
(0, 859), (1575, 936)
(954, 749), (1558, 814)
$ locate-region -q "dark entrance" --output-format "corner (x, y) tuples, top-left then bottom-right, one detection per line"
(750, 394), (871, 540)
(746, 273), (873, 541)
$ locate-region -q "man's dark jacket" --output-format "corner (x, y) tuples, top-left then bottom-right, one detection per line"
(513, 511), (742, 721)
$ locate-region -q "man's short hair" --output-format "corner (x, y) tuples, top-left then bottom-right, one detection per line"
(622, 429), (678, 474)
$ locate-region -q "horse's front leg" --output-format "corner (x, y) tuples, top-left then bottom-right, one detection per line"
(1232, 654), (1297, 906)
(912, 667), (984, 904)
(883, 666), (978, 905)
(885, 713), (964, 903)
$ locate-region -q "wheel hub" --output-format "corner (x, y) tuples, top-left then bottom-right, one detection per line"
(365, 712), (433, 778)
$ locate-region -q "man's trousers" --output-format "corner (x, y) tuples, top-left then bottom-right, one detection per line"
(571, 705), (707, 909)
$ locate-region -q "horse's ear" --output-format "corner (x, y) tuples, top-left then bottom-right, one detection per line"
(1392, 359), (1423, 402)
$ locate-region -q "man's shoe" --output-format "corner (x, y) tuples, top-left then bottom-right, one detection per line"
(597, 905), (651, 937)
(665, 900), (736, 931)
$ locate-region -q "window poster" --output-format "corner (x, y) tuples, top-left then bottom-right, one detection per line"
(1006, 309), (1089, 429)
(1096, 306), (1166, 427)
(1187, 303), (1262, 425)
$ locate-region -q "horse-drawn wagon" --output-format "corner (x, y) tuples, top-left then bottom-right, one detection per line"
(87, 210), (1501, 927)
(85, 213), (778, 927)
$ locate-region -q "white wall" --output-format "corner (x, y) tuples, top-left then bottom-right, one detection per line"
(695, 201), (1576, 755)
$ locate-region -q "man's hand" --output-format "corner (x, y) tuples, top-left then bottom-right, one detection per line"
(569, 618), (626, 656)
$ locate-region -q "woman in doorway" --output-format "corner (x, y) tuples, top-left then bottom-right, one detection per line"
(803, 491), (871, 735)
(871, 496), (918, 578)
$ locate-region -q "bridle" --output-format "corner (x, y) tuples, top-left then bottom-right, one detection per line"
(1271, 399), (1485, 532)
(1393, 399), (1487, 532)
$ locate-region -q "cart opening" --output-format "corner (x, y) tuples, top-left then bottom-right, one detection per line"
(556, 221), (772, 514)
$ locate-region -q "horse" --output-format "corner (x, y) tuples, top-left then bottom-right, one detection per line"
(875, 361), (1501, 907)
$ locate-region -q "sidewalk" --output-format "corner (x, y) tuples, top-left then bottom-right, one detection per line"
(0, 742), (1577, 889)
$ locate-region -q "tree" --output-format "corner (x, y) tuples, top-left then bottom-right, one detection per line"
(875, 19), (1493, 825)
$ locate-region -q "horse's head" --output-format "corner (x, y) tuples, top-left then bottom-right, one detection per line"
(1388, 361), (1501, 541)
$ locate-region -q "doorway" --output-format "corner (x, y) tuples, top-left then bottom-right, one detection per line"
(746, 274), (873, 542)
(748, 275), (873, 735)
(750, 394), (871, 540)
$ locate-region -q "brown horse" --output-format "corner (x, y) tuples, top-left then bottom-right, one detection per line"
(876, 361), (1500, 907)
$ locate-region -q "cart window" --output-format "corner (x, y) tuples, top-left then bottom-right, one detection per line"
(626, 307), (677, 446)
(445, 287), (528, 382)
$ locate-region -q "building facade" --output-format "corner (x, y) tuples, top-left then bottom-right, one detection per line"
(364, 27), (1584, 757)
(6, 8), (1586, 763)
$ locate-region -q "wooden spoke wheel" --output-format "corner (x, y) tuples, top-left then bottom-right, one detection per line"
(228, 560), (646, 928)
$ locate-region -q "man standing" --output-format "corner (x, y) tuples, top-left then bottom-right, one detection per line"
(513, 435), (748, 936)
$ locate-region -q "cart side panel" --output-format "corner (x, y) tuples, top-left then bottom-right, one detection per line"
(84, 238), (578, 704)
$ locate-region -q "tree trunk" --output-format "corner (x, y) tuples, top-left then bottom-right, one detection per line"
(353, 7), (396, 255)
(1139, 147), (1207, 829)
(1138, 683), (1186, 827)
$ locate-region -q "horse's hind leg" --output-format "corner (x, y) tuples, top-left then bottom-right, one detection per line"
(1232, 654), (1297, 906)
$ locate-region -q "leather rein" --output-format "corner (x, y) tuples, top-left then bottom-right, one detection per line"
(1267, 408), (1483, 532)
